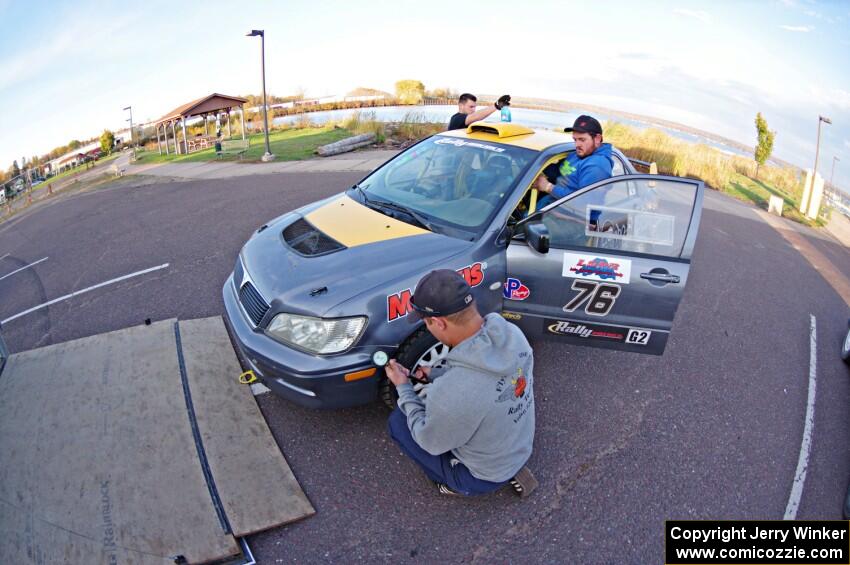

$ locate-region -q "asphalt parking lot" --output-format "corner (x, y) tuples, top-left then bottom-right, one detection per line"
(1, 171), (848, 563)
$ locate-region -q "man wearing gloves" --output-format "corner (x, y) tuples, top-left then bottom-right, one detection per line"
(447, 93), (511, 130)
(533, 114), (615, 209)
(386, 269), (537, 497)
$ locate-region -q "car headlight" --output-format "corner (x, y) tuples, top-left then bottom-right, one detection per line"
(266, 314), (367, 354)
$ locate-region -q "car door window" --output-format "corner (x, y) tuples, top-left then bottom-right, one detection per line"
(611, 155), (625, 176)
(541, 177), (697, 258)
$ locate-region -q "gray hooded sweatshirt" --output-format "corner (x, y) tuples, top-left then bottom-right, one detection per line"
(396, 313), (535, 483)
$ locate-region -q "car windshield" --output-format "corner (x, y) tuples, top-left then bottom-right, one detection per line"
(353, 135), (536, 238)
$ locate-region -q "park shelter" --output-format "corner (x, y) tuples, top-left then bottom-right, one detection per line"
(153, 93), (248, 156)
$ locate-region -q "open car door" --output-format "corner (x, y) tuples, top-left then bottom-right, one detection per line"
(504, 174), (704, 355)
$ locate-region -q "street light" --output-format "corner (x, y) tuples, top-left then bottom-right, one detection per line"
(123, 105), (134, 157)
(812, 115), (831, 184)
(246, 29), (274, 161)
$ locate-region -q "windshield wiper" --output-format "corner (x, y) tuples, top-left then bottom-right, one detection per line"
(351, 185), (438, 233)
(370, 199), (437, 232)
(352, 183), (373, 206)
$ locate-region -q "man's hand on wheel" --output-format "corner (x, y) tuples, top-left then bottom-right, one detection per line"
(386, 359), (412, 386)
(495, 94), (511, 109)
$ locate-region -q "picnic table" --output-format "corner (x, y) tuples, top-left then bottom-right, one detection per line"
(186, 136), (216, 153)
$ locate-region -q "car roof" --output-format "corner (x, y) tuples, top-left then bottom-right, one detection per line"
(437, 121), (573, 152)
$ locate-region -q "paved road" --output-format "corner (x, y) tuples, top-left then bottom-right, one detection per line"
(0, 171), (848, 564)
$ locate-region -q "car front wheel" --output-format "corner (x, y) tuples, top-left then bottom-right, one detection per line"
(379, 327), (451, 409)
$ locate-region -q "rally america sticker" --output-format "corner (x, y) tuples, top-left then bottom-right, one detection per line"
(545, 319), (627, 342)
(503, 277), (530, 301)
(562, 252), (631, 284)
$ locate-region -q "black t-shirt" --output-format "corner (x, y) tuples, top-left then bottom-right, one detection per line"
(448, 112), (469, 131)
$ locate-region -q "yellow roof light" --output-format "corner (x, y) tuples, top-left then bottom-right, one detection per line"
(466, 122), (535, 138)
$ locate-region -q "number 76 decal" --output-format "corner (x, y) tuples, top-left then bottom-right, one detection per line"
(563, 280), (620, 316)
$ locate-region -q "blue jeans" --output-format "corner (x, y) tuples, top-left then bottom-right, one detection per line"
(387, 408), (506, 496)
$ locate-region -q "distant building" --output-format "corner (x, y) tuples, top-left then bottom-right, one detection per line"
(45, 140), (102, 174)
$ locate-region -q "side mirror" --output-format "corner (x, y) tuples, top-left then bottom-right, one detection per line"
(524, 222), (549, 254)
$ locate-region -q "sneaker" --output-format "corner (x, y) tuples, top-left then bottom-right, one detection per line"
(509, 466), (538, 498)
(435, 482), (464, 496)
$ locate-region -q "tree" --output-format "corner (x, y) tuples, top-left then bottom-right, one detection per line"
(68, 139), (81, 151)
(100, 130), (115, 155)
(395, 80), (425, 105)
(754, 112), (775, 179)
(10, 160), (20, 178)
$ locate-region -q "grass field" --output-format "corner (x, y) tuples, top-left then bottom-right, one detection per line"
(134, 127), (351, 164)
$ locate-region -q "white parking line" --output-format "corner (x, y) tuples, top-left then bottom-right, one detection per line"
(1, 263), (170, 325)
(0, 256), (48, 282)
(250, 383), (271, 396)
(784, 315), (817, 520)
(0, 253), (8, 262)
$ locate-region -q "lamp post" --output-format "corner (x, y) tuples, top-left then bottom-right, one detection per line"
(812, 115), (831, 187)
(246, 29), (274, 161)
(123, 105), (134, 157)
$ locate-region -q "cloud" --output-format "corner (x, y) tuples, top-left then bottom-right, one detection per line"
(673, 9), (712, 23)
(809, 87), (850, 111)
(780, 24), (813, 31)
(845, 140), (850, 150)
(777, 0), (795, 6)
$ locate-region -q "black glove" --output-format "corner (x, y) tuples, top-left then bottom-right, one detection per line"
(495, 94), (511, 110)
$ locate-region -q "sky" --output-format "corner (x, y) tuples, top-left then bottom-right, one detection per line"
(1, 0), (849, 189)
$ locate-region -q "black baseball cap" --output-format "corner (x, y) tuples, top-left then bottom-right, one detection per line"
(410, 269), (474, 318)
(564, 115), (602, 135)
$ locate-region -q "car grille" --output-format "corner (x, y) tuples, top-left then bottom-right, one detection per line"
(234, 256), (270, 326)
(239, 281), (270, 326)
(282, 218), (345, 256)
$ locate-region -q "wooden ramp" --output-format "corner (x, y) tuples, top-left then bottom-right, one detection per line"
(0, 317), (314, 565)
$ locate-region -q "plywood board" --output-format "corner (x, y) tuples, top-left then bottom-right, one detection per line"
(178, 317), (315, 536)
(0, 320), (239, 565)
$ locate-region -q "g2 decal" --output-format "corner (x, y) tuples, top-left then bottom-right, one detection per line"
(387, 262), (486, 322)
(563, 280), (621, 317)
(503, 277), (530, 301)
(626, 329), (652, 345)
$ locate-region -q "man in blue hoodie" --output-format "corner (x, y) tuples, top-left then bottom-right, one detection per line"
(533, 115), (614, 210)
(385, 269), (537, 497)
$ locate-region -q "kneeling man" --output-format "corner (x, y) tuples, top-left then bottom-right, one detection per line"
(386, 269), (536, 496)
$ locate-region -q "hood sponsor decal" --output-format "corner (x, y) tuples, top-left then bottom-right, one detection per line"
(387, 262), (486, 322)
(434, 138), (505, 152)
(503, 277), (530, 301)
(545, 318), (626, 342)
(562, 252), (631, 284)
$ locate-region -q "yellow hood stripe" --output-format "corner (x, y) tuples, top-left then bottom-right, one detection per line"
(305, 195), (429, 247)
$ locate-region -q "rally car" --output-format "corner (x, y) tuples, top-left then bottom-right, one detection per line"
(222, 122), (705, 409)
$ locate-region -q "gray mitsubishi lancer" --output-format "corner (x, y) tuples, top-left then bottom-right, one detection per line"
(222, 122), (705, 409)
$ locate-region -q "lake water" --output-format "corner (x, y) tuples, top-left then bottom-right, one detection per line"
(272, 105), (750, 158)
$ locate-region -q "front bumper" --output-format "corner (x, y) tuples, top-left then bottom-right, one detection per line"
(222, 274), (383, 409)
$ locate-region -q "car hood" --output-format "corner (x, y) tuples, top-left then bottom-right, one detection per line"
(239, 194), (472, 318)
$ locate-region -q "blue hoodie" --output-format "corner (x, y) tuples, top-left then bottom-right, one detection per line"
(550, 142), (615, 199)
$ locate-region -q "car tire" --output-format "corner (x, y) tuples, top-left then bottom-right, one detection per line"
(378, 327), (451, 409)
(842, 325), (850, 365)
